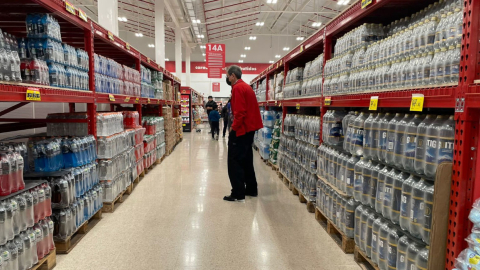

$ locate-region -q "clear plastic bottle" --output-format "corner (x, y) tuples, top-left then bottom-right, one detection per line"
(386, 113), (405, 164)
(378, 113), (394, 162)
(366, 210), (379, 258)
(362, 160), (373, 206)
(424, 115), (449, 178)
(396, 235), (413, 270)
(382, 168), (397, 221)
(372, 217), (383, 265)
(387, 224), (405, 270)
(354, 157), (366, 202)
(352, 112), (367, 156)
(378, 219), (390, 270)
(414, 114), (437, 175)
(400, 175), (420, 231)
(370, 163), (384, 208)
(376, 166), (390, 214)
(371, 113), (385, 161)
(363, 113), (377, 160)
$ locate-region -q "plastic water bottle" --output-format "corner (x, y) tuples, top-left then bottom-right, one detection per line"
(346, 155), (359, 196)
(378, 219), (390, 270)
(396, 235), (412, 270)
(372, 217), (384, 265)
(371, 113), (385, 161)
(422, 181), (434, 244)
(354, 158), (366, 202)
(378, 113), (394, 162)
(369, 163), (384, 208)
(387, 224), (405, 270)
(352, 112), (367, 156)
(402, 114), (426, 171)
(386, 113), (405, 164)
(394, 114), (414, 168)
(383, 168), (397, 220)
(363, 113), (377, 160)
(391, 171), (410, 225)
(362, 160), (373, 205)
(400, 175), (420, 231)
(366, 210), (379, 257)
(376, 166), (390, 214)
(424, 115), (449, 178)
(414, 114), (437, 174)
(406, 241), (424, 270)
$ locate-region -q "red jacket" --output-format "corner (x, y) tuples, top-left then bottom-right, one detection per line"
(231, 79), (263, 136)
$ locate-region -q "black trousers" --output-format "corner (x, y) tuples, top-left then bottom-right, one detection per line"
(222, 118), (228, 136)
(227, 131), (257, 199)
(211, 121), (219, 138)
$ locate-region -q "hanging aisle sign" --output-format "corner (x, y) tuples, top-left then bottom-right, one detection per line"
(206, 43), (225, 78)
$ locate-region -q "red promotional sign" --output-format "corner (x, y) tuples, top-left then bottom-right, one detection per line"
(212, 82), (220, 92)
(165, 61), (270, 75)
(206, 43), (225, 79)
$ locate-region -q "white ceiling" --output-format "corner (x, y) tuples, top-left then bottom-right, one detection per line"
(71, 0), (351, 63)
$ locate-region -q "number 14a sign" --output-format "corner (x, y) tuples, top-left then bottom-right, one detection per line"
(206, 43), (225, 78)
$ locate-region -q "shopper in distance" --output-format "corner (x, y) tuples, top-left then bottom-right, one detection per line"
(221, 98), (231, 138)
(224, 65), (263, 202)
(205, 95), (218, 133)
(209, 107), (221, 140)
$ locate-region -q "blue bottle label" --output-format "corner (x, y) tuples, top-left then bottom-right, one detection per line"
(404, 134), (417, 158)
(388, 242), (398, 268)
(438, 138), (454, 163)
(400, 192), (411, 219)
(425, 136), (438, 164)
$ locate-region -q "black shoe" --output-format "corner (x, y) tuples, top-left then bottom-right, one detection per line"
(223, 195), (245, 201)
(245, 191), (258, 197)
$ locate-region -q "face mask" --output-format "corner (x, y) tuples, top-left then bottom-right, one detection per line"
(226, 76), (231, 86)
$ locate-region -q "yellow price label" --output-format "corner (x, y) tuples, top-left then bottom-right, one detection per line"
(124, 96), (130, 102)
(108, 94), (115, 101)
(324, 97), (331, 106)
(147, 58), (151, 63)
(369, 96), (379, 111)
(147, 98), (151, 104)
(65, 1), (76, 15)
(135, 97), (139, 103)
(300, 45), (304, 53)
(125, 43), (130, 50)
(410, 94), (424, 112)
(107, 31), (114, 41)
(469, 255), (480, 265)
(296, 103), (300, 110)
(182, 124), (186, 126)
(26, 88), (41, 101)
(78, 9), (88, 22)
(361, 0), (373, 8)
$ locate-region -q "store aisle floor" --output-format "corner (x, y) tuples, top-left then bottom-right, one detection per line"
(55, 131), (361, 270)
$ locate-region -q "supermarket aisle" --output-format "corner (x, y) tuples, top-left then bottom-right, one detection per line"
(55, 132), (361, 270)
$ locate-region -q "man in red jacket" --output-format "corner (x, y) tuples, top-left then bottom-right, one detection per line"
(224, 65), (263, 202)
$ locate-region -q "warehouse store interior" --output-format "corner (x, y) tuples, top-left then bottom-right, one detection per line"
(0, 0), (475, 269)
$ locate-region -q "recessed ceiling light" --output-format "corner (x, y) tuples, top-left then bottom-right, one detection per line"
(202, 53), (206, 56)
(269, 60), (274, 63)
(275, 55), (281, 58)
(238, 60), (244, 63)
(255, 22), (264, 26)
(338, 0), (349, 5)
(249, 36), (257, 40)
(192, 19), (201, 24)
(240, 54), (246, 58)
(197, 34), (204, 38)
(148, 44), (155, 48)
(244, 47), (251, 50)
(266, 0), (277, 3)
(296, 37), (305, 41)
(135, 33), (143, 37)
(118, 17), (127, 22)
(200, 45), (206, 49)
(312, 22), (321, 27)
(283, 47), (290, 51)
(165, 58), (169, 61)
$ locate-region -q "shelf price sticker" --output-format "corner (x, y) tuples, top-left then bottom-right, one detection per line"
(369, 96), (379, 111)
(65, 1), (76, 15)
(125, 43), (130, 50)
(78, 9), (88, 22)
(26, 88), (41, 101)
(107, 31), (114, 41)
(278, 103), (281, 107)
(361, 0), (372, 8)
(108, 94), (115, 102)
(324, 97), (331, 106)
(296, 103), (300, 110)
(135, 97), (139, 103)
(410, 94), (425, 112)
(147, 98), (151, 104)
(300, 45), (304, 53)
(124, 96), (130, 102)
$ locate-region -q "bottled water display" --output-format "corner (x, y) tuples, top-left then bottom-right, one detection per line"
(97, 130), (135, 159)
(255, 80), (266, 102)
(269, 119), (282, 165)
(140, 65), (159, 98)
(0, 29), (22, 83)
(278, 114), (320, 202)
(275, 72), (284, 100)
(94, 54), (141, 96)
(141, 116), (165, 167)
(0, 181), (55, 270)
(96, 112), (124, 137)
(151, 71), (164, 100)
(283, 54), (323, 98)
(323, 0), (462, 96)
(0, 146), (26, 196)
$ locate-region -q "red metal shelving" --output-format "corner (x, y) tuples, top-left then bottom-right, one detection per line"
(251, 0), (480, 268)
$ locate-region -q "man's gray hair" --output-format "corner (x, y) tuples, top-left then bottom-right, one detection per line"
(227, 65), (242, 79)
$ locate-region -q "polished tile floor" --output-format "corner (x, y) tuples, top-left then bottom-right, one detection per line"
(55, 131), (361, 270)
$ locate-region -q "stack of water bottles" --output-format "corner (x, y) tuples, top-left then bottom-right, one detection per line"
(142, 116), (165, 166)
(140, 65), (155, 98)
(323, 0), (463, 96)
(257, 110), (276, 159)
(96, 112), (136, 203)
(0, 144), (26, 197)
(454, 198), (480, 269)
(23, 14), (90, 90)
(274, 72), (284, 100)
(283, 67), (304, 99)
(152, 71), (164, 100)
(0, 180), (55, 270)
(94, 54), (141, 96)
(256, 80), (266, 102)
(318, 109), (455, 269)
(0, 29), (22, 83)
(300, 53), (324, 98)
(269, 118), (282, 165)
(278, 114), (320, 201)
